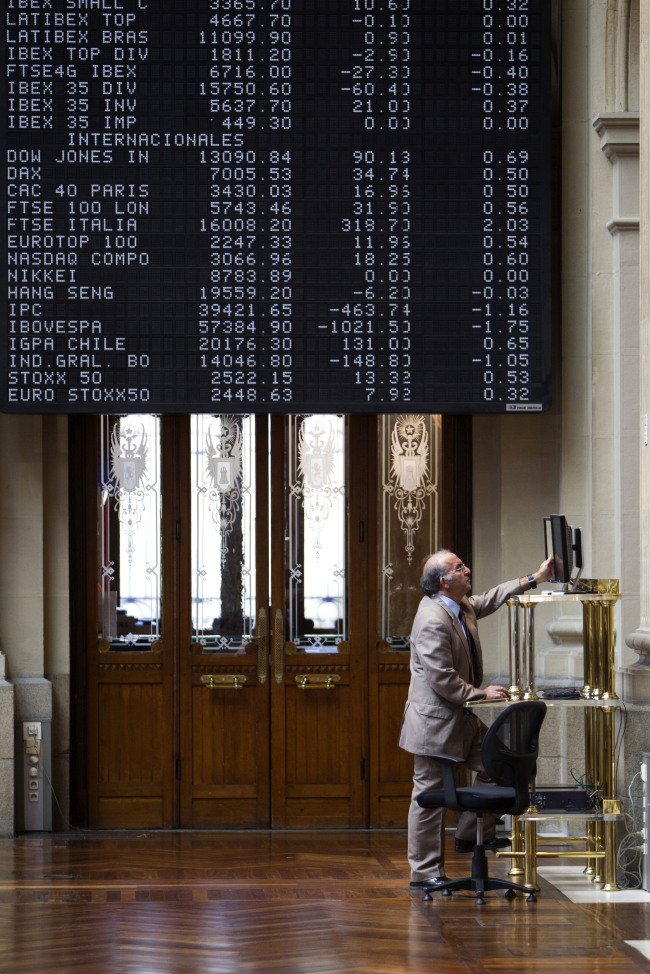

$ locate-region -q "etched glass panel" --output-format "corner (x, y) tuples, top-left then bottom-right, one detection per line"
(191, 414), (256, 652)
(379, 414), (441, 649)
(98, 414), (162, 649)
(287, 414), (346, 652)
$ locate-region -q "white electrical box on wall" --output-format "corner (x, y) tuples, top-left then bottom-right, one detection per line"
(15, 720), (52, 832)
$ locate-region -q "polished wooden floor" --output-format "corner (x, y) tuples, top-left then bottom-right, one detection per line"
(0, 830), (648, 973)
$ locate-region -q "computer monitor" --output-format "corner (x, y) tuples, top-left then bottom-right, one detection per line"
(544, 514), (583, 591)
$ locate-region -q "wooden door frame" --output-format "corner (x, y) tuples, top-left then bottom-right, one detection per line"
(269, 414), (285, 823)
(69, 414), (93, 829)
(440, 415), (473, 564)
(168, 413), (188, 828)
(347, 413), (373, 826)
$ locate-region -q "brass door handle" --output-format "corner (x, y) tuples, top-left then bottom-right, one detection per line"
(295, 674), (341, 690)
(200, 674), (247, 689)
(256, 607), (268, 685)
(273, 608), (284, 684)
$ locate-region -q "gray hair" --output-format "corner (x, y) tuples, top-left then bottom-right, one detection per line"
(420, 549), (451, 596)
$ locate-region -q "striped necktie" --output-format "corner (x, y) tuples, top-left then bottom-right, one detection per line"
(458, 609), (477, 681)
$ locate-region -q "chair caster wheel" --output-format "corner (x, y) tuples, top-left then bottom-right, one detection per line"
(442, 888), (452, 896)
(526, 892), (537, 902)
(423, 891), (432, 902)
(475, 895), (485, 904)
(504, 889), (516, 900)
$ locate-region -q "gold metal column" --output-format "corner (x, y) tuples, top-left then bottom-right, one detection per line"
(599, 705), (620, 891)
(507, 599), (523, 699)
(582, 600), (596, 698)
(522, 601), (538, 700)
(583, 705), (598, 877)
(523, 810), (539, 891)
(582, 598), (599, 875)
(598, 599), (618, 701)
(508, 815), (525, 878)
(601, 819), (619, 891)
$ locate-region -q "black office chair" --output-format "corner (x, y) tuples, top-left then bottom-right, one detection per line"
(416, 700), (547, 904)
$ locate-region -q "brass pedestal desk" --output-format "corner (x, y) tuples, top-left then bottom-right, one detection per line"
(503, 580), (622, 892)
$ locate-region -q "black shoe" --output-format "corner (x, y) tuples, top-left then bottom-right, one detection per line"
(454, 836), (511, 853)
(409, 877), (448, 890)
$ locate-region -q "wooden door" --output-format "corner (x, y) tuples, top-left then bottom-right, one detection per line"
(269, 414), (368, 828)
(84, 412), (370, 829)
(86, 414), (177, 828)
(79, 411), (460, 830)
(177, 414), (271, 827)
(178, 413), (367, 828)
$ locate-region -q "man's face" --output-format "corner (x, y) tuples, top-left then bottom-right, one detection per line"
(439, 552), (471, 603)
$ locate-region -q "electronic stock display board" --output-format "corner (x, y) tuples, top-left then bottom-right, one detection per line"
(2, 0), (552, 413)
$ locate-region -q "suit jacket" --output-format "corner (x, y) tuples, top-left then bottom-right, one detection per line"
(398, 579), (524, 758)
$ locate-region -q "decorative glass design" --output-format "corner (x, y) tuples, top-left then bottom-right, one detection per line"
(379, 414), (441, 647)
(287, 415), (346, 651)
(191, 414), (256, 651)
(385, 415), (437, 564)
(98, 414), (162, 648)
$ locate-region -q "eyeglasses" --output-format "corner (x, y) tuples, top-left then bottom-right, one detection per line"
(445, 563), (469, 575)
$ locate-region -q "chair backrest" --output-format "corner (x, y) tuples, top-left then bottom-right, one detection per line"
(480, 701), (547, 814)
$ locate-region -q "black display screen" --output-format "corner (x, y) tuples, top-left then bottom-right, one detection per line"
(2, 0), (552, 413)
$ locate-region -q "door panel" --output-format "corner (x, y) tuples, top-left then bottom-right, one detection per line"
(269, 414), (365, 827)
(179, 413), (270, 827)
(95, 676), (168, 827)
(185, 647), (269, 826)
(273, 647), (362, 827)
(89, 414), (176, 828)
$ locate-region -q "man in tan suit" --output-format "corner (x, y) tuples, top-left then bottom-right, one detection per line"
(399, 549), (553, 889)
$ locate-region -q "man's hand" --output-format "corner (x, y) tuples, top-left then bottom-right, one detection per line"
(483, 684), (508, 701)
(537, 555), (555, 582)
(530, 555), (555, 587)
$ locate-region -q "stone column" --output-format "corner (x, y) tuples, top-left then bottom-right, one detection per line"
(623, 4), (650, 702)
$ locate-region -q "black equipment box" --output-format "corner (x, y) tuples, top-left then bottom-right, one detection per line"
(532, 786), (590, 812)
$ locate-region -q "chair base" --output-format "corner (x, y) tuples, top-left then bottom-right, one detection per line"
(421, 844), (538, 905)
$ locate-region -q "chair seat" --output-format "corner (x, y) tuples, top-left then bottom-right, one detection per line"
(417, 784), (516, 813)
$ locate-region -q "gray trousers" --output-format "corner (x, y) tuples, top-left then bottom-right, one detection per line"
(407, 715), (498, 882)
